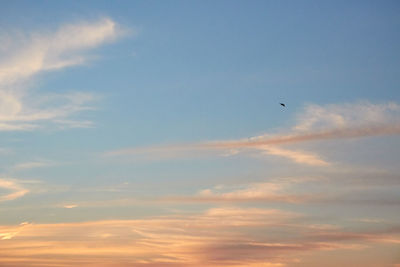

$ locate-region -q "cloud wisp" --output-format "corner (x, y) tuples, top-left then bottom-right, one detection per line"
(105, 102), (400, 165)
(0, 222), (31, 240)
(0, 207), (398, 266)
(11, 159), (56, 171)
(63, 204), (78, 209)
(0, 17), (124, 131)
(0, 17), (121, 85)
(0, 179), (29, 202)
(163, 177), (319, 204)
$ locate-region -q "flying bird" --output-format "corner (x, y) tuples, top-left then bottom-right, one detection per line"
(280, 103), (286, 107)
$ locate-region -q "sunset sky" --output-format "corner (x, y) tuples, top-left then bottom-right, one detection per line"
(0, 1), (400, 266)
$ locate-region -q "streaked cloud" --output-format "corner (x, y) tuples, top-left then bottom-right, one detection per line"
(162, 177), (320, 204)
(259, 146), (329, 166)
(49, 170), (399, 209)
(195, 180), (305, 203)
(351, 218), (386, 224)
(0, 222), (31, 240)
(12, 159), (55, 171)
(0, 208), (397, 266)
(0, 17), (125, 131)
(105, 102), (400, 165)
(63, 204), (78, 209)
(0, 178), (29, 202)
(0, 17), (121, 84)
(293, 101), (400, 132)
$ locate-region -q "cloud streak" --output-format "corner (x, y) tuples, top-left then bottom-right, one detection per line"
(105, 102), (400, 165)
(0, 179), (29, 202)
(0, 207), (397, 266)
(12, 159), (55, 171)
(63, 204), (78, 209)
(165, 178), (317, 204)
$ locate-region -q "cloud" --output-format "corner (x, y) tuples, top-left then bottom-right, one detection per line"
(259, 146), (329, 166)
(63, 204), (78, 209)
(156, 172), (400, 206)
(0, 17), (121, 84)
(163, 177), (320, 204)
(12, 159), (55, 171)
(105, 102), (400, 165)
(0, 17), (124, 131)
(196, 182), (294, 202)
(293, 101), (400, 132)
(0, 207), (397, 266)
(0, 178), (29, 201)
(307, 227), (400, 244)
(351, 218), (386, 224)
(0, 208), (299, 266)
(0, 222), (31, 240)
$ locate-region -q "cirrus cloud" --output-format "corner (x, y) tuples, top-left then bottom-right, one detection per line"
(105, 101), (400, 166)
(0, 178), (29, 202)
(0, 207), (397, 266)
(0, 17), (126, 131)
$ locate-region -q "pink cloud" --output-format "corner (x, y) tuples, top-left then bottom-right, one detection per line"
(105, 102), (400, 166)
(0, 207), (398, 266)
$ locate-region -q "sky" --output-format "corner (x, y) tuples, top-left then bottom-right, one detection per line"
(0, 1), (400, 266)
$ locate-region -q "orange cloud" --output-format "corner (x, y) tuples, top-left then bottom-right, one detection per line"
(63, 204), (78, 209)
(0, 207), (398, 266)
(0, 178), (29, 202)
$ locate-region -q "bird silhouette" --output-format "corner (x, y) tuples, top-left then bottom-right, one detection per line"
(280, 103), (286, 107)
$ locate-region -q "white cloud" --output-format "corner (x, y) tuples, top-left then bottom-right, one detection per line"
(0, 17), (124, 131)
(106, 101), (400, 165)
(259, 146), (330, 166)
(0, 17), (121, 84)
(294, 101), (400, 132)
(192, 177), (318, 203)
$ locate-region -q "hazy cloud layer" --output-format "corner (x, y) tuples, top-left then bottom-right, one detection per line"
(0, 207), (398, 266)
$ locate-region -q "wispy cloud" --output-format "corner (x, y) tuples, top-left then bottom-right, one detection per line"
(12, 159), (55, 171)
(0, 222), (31, 240)
(259, 146), (329, 166)
(293, 101), (400, 132)
(350, 218), (386, 224)
(163, 177), (320, 204)
(105, 102), (400, 165)
(63, 204), (78, 209)
(0, 17), (122, 84)
(0, 17), (125, 131)
(0, 178), (29, 201)
(0, 208), (397, 266)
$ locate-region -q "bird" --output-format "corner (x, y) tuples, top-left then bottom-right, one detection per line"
(280, 103), (286, 107)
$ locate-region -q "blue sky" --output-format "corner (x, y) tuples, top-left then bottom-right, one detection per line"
(0, 1), (400, 266)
